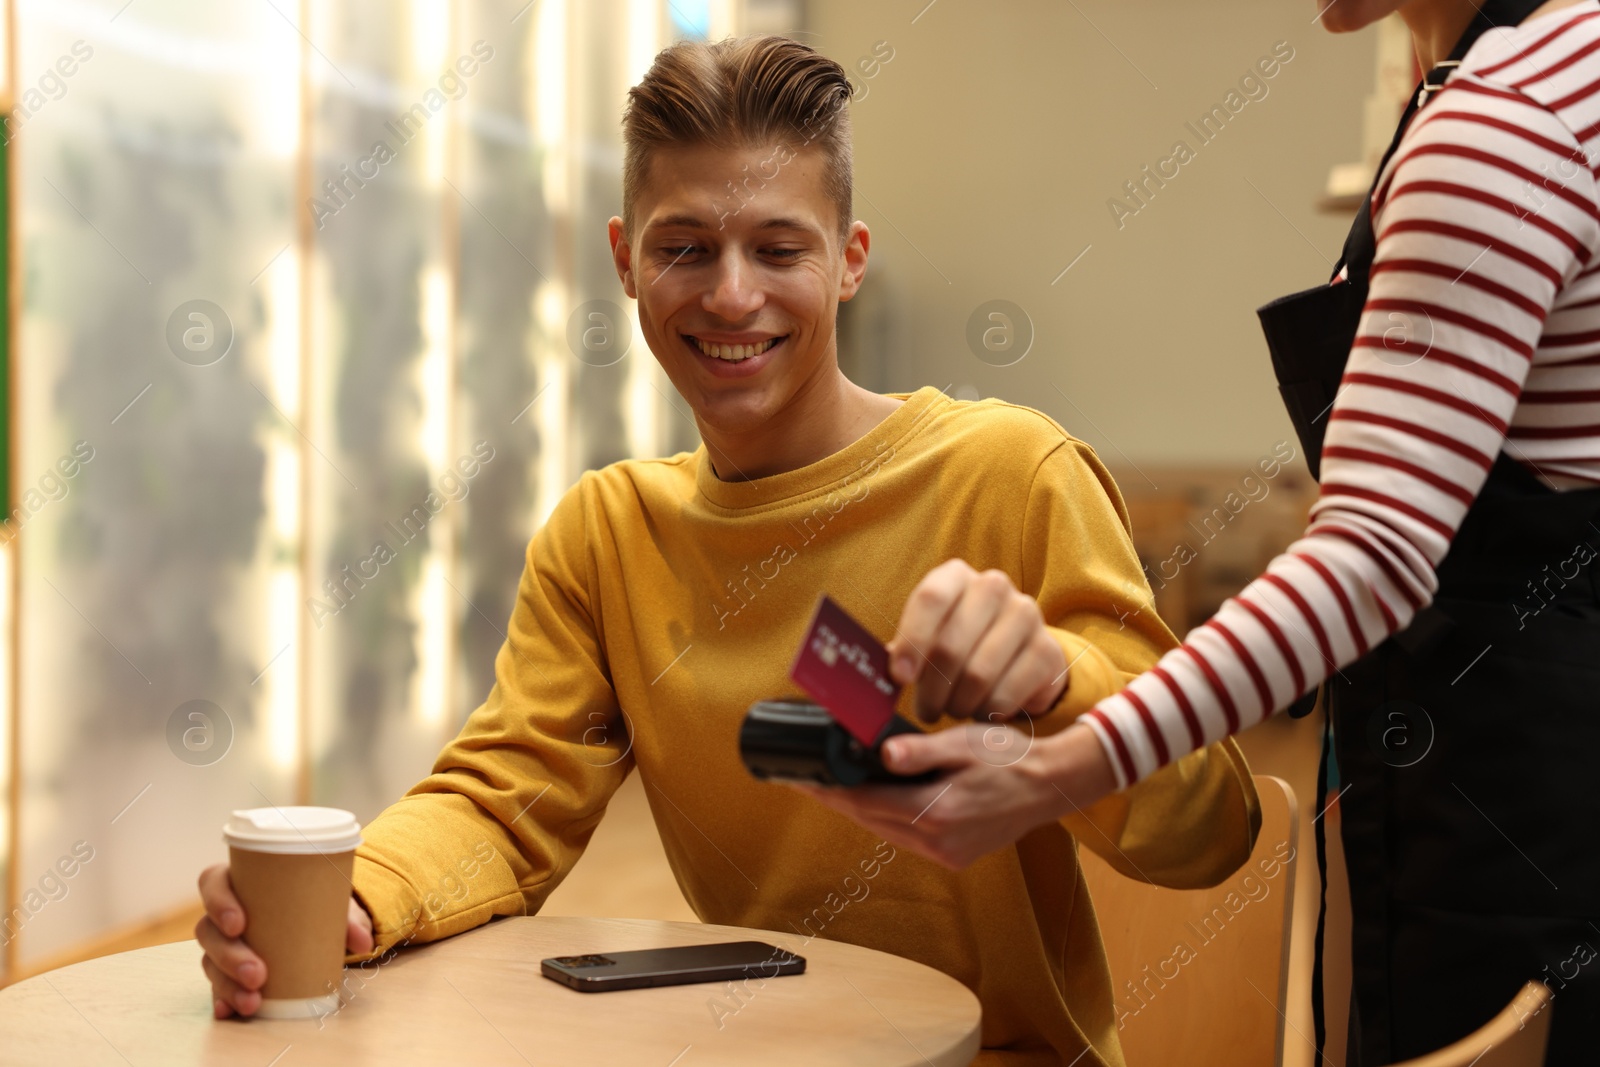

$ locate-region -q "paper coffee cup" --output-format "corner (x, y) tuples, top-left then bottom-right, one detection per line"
(223, 806), (362, 1020)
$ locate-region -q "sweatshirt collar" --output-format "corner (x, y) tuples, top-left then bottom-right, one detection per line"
(694, 386), (945, 511)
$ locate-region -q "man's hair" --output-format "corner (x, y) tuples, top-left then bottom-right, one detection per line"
(622, 34), (854, 242)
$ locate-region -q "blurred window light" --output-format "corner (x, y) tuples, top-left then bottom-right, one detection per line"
(268, 567), (300, 773)
(269, 250), (302, 420)
(269, 439), (301, 546)
(409, 0), (450, 78)
(711, 0), (745, 38)
(670, 0), (710, 41)
(6, 0), (695, 970)
(412, 0), (452, 191)
(419, 265), (452, 473)
(628, 0), (660, 86)
(534, 0), (568, 211)
(413, 554), (448, 728)
(534, 278), (570, 527)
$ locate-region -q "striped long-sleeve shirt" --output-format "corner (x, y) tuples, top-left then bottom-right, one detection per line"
(1085, 2), (1600, 788)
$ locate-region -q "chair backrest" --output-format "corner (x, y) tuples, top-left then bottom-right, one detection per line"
(1389, 983), (1552, 1067)
(1080, 774), (1299, 1067)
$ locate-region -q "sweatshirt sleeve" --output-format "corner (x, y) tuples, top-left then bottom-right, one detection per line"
(1082, 81), (1600, 788)
(347, 473), (632, 959)
(1021, 437), (1260, 889)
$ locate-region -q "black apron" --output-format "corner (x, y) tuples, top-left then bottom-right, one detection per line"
(1256, 4), (1600, 1062)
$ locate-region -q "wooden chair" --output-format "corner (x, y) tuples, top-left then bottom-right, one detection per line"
(1390, 982), (1552, 1067)
(1233, 708), (1352, 1067)
(1081, 775), (1300, 1067)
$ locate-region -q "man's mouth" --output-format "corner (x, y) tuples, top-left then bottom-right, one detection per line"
(685, 335), (786, 363)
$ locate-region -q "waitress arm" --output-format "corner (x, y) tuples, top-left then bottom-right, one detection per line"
(1018, 436), (1261, 887)
(1083, 78), (1600, 787)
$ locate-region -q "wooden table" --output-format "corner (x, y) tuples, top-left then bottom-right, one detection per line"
(0, 916), (982, 1066)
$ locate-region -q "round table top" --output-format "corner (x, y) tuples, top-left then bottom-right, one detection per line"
(0, 916), (982, 1066)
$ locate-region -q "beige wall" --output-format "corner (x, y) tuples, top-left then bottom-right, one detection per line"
(808, 0), (1377, 466)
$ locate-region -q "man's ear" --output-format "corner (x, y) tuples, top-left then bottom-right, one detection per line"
(608, 216), (638, 299)
(838, 220), (870, 303)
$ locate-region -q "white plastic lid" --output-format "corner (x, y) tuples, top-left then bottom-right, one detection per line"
(223, 806), (362, 855)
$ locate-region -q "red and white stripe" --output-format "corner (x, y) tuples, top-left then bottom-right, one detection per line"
(1086, 3), (1600, 788)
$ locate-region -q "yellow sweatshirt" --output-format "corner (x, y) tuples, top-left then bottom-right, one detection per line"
(350, 387), (1260, 1066)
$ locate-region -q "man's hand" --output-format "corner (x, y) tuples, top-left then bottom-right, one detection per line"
(787, 722), (1118, 869)
(196, 864), (374, 1019)
(889, 559), (1069, 723)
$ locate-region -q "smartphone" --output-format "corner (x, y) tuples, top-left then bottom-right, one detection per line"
(540, 941), (805, 993)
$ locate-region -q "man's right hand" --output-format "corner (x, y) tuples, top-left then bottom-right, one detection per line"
(196, 864), (375, 1019)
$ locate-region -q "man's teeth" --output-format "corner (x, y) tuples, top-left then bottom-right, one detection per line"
(693, 337), (780, 361)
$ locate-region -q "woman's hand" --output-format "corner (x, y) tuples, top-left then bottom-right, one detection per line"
(889, 559), (1069, 723)
(787, 721), (1120, 869)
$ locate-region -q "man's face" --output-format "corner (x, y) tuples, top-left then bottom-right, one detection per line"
(609, 143), (869, 439)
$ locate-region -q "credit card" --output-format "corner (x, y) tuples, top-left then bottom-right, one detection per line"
(789, 595), (901, 746)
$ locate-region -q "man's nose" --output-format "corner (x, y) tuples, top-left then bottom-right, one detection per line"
(702, 252), (765, 320)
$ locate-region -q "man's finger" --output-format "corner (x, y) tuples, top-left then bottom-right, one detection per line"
(347, 897), (375, 955)
(202, 955), (262, 1018)
(1016, 640), (1071, 716)
(918, 571), (1011, 721)
(982, 628), (1064, 720)
(890, 560), (972, 685)
(197, 864), (245, 938)
(947, 595), (1038, 718)
(194, 916), (265, 990)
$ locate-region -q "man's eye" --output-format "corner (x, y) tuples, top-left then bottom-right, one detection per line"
(661, 246), (699, 258)
(764, 248), (802, 260)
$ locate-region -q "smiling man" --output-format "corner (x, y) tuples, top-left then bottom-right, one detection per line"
(612, 71), (896, 481)
(195, 35), (1259, 1066)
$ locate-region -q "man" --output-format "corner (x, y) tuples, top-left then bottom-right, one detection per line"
(197, 35), (1259, 1065)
